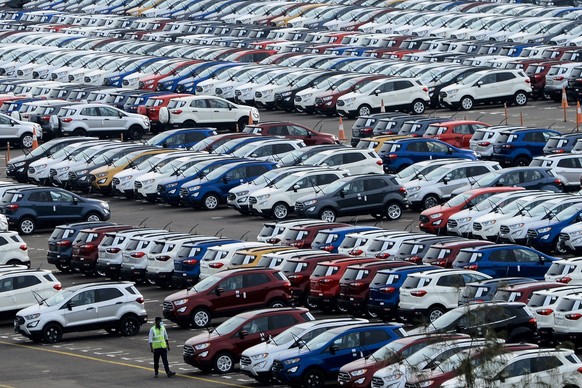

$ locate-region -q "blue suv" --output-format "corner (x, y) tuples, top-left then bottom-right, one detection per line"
(378, 138), (478, 173)
(179, 160), (276, 210)
(271, 323), (406, 388)
(146, 128), (218, 149)
(491, 128), (560, 166)
(311, 226), (380, 253)
(452, 244), (559, 279)
(368, 264), (439, 319)
(526, 204), (582, 252)
(459, 277), (536, 305)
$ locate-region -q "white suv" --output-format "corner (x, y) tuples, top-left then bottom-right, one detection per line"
(199, 241), (271, 279)
(545, 257), (582, 285)
(527, 285), (582, 341)
(15, 282), (147, 343)
(163, 95), (259, 132)
(249, 169), (349, 220)
(232, 138), (305, 162)
(440, 69), (532, 111)
(531, 154), (582, 189)
(257, 219), (324, 243)
(302, 148), (384, 175)
(399, 268), (491, 322)
(0, 231), (30, 266)
(336, 77), (430, 117)
(553, 291), (582, 345)
(558, 221), (582, 253)
(0, 112), (42, 149)
(469, 126), (524, 159)
(0, 269), (60, 313)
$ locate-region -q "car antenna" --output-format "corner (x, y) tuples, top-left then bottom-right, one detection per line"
(240, 231), (249, 241)
(214, 227), (224, 237)
(547, 122), (556, 129)
(313, 118), (324, 133)
(163, 221), (173, 231)
(427, 108), (437, 118)
(138, 217), (149, 227)
(474, 114), (484, 121)
(188, 224), (199, 235)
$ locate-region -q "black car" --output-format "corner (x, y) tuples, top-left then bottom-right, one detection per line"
(294, 174), (408, 222)
(0, 187), (111, 234)
(371, 114), (417, 137)
(350, 112), (406, 146)
(397, 117), (451, 137)
(6, 137), (91, 183)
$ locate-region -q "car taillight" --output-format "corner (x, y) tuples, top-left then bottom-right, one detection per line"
(81, 244), (95, 251)
(41, 115), (50, 121)
(209, 262), (224, 268)
(290, 241), (304, 248)
(551, 149), (565, 153)
(131, 252), (145, 258)
(53, 283), (62, 290)
(267, 237), (280, 244)
(529, 317), (537, 325)
(536, 308), (553, 316)
(422, 86), (428, 92)
(566, 313), (582, 320)
(283, 281), (291, 287)
(361, 127), (373, 133)
(288, 274), (304, 282)
(182, 259), (197, 265)
(501, 144), (513, 149)
(411, 290), (427, 297)
(478, 141), (491, 146)
(349, 249), (363, 256)
(554, 76), (565, 81)
(19, 244), (27, 251)
(136, 297), (144, 304)
(379, 286), (395, 294)
(351, 281), (365, 288)
(5, 204), (19, 211)
(554, 179), (562, 185)
(56, 240), (71, 247)
(321, 245), (335, 252)
(433, 260), (446, 267)
(61, 117), (73, 123)
(406, 255), (421, 264)
(107, 247), (121, 253)
(577, 367), (582, 374)
(376, 159), (383, 165)
(557, 276), (572, 283)
(157, 255), (171, 261)
(398, 187), (406, 193)
(464, 264), (479, 270)
(525, 79), (531, 83)
(376, 253), (390, 259)
(171, 109), (182, 114)
(387, 154), (398, 160)
(319, 278), (333, 284)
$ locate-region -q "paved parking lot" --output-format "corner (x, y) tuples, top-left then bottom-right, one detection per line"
(0, 102), (578, 387)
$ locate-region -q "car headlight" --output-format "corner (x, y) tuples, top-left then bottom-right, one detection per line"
(36, 164), (47, 169)
(280, 91), (292, 97)
(302, 93), (313, 99)
(256, 194), (270, 201)
(57, 166), (70, 172)
(251, 353), (269, 360)
(457, 217), (472, 223)
(481, 220), (496, 226)
(25, 313), (40, 320)
(166, 182), (178, 188)
(430, 213), (443, 219)
(188, 185), (201, 192)
(141, 179), (155, 185)
(416, 380), (434, 387)
(509, 223), (525, 229)
(571, 230), (582, 236)
(101, 201), (109, 209)
(241, 87), (252, 93)
(322, 96), (333, 101)
(343, 97), (356, 104)
(120, 175), (133, 181)
(350, 369), (367, 377)
(284, 358), (301, 365)
(537, 227), (552, 233)
(447, 88), (458, 95)
(194, 343), (210, 350)
(303, 199), (317, 206)
(96, 172), (108, 178)
(173, 298), (189, 306)
(13, 161), (25, 167)
(407, 186), (421, 192)
(77, 169), (88, 175)
(236, 190), (249, 197)
(262, 89), (273, 95)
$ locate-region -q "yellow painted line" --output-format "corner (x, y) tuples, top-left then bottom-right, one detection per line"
(0, 340), (248, 388)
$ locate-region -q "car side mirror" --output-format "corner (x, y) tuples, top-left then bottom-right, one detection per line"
(162, 142), (168, 148)
(293, 184), (300, 192)
(330, 345), (339, 354)
(339, 190), (346, 198)
(223, 176), (230, 183)
(476, 80), (483, 87)
(238, 330), (248, 339)
(442, 176), (450, 184)
(214, 287), (223, 296)
(72, 197), (78, 204)
(250, 153), (258, 158)
(118, 113), (123, 118)
(10, 120), (15, 126)
(67, 301), (75, 311)
(374, 89), (381, 96)
(447, 147), (453, 154)
(498, 371), (508, 383)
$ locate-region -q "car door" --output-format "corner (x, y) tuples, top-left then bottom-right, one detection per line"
(213, 274), (245, 315)
(514, 248), (550, 279)
(28, 190), (57, 225)
(0, 276), (16, 311)
(235, 315), (270, 353)
(391, 80), (415, 109)
(79, 107), (103, 132)
(441, 166), (469, 197)
(476, 72), (500, 101)
(523, 131), (549, 156)
(13, 274), (43, 310)
(323, 331), (364, 373)
(376, 80), (394, 108)
(209, 97), (237, 128)
(495, 71), (518, 98)
(241, 272), (271, 309)
(62, 289), (99, 327)
(0, 114), (18, 142)
(556, 157), (582, 186)
(491, 357), (532, 387)
(50, 190), (84, 223)
(437, 274), (467, 306)
(288, 125), (313, 145)
(98, 106), (126, 133)
(189, 98), (212, 124)
(426, 140), (453, 160)
(452, 124), (475, 148)
(362, 177), (389, 213)
(220, 165), (249, 197)
(335, 179), (368, 215)
(95, 287), (126, 323)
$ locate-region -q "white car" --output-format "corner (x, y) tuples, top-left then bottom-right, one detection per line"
(0, 268), (59, 313)
(439, 69), (531, 111)
(0, 230), (30, 266)
(0, 112), (42, 149)
(302, 148), (384, 175)
(527, 285), (582, 340)
(257, 249), (328, 270)
(198, 242), (271, 279)
(395, 159), (468, 184)
(469, 126), (524, 159)
(531, 154), (582, 189)
(231, 138), (305, 162)
(336, 77), (429, 118)
(294, 73), (362, 114)
(256, 219), (324, 243)
(249, 169), (349, 220)
(254, 70), (324, 110)
(365, 233), (432, 259)
(545, 257), (582, 285)
(337, 229), (397, 256)
(197, 66), (269, 99)
(234, 68), (290, 106)
(558, 221), (582, 253)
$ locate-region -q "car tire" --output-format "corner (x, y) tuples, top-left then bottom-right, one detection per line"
(237, 117), (247, 131)
(20, 132), (33, 148)
(513, 90), (528, 106)
(183, 119), (197, 128)
(422, 194), (440, 210)
(127, 125), (144, 140)
(460, 96), (474, 111)
(119, 315), (141, 336)
(366, 306), (378, 319)
(385, 201), (403, 220)
(428, 305), (446, 323)
(18, 217), (36, 235)
(42, 323), (63, 343)
(411, 99), (426, 115)
(158, 107), (169, 124)
(191, 308), (211, 328)
(302, 368), (325, 388)
(55, 263), (70, 273)
(84, 212), (102, 222)
(72, 128), (88, 137)
(268, 299), (286, 308)
(213, 352), (235, 374)
(319, 208), (337, 223)
(272, 202), (289, 220)
(513, 156), (530, 167)
(202, 193), (220, 210)
(6, 259), (22, 265)
(357, 104), (372, 117)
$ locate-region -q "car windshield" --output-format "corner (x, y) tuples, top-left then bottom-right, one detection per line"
(271, 326), (304, 345)
(252, 169), (292, 186)
(458, 72), (487, 85)
(370, 341), (407, 360)
(302, 152), (330, 166)
(355, 79), (384, 94)
(475, 171), (502, 187)
(111, 151), (145, 168)
(422, 165), (455, 180)
(321, 179), (348, 195)
(429, 308), (465, 330)
(214, 315), (246, 334)
(444, 194), (472, 208)
(304, 331), (336, 350)
(552, 206), (582, 221)
(204, 164), (239, 180)
(43, 288), (76, 307)
(189, 273), (220, 292)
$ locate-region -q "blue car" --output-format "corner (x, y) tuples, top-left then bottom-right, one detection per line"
(272, 323), (405, 387)
(459, 277), (536, 305)
(311, 226), (380, 253)
(491, 128), (560, 167)
(172, 238), (242, 287)
(526, 204), (582, 252)
(211, 136), (274, 155)
(179, 160), (277, 210)
(124, 91), (172, 113)
(156, 61), (227, 92)
(452, 244), (559, 280)
(146, 128), (218, 149)
(379, 138), (478, 173)
(368, 264), (439, 319)
(102, 57), (168, 87)
(174, 62), (242, 93)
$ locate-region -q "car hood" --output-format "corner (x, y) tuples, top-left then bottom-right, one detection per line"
(242, 341), (289, 357)
(449, 208), (488, 221)
(527, 219), (560, 231)
(272, 346), (311, 361)
(421, 204), (450, 217)
(338, 91), (365, 101)
(113, 166), (144, 180)
(137, 171), (165, 182)
(184, 330), (221, 346)
(561, 221), (582, 234)
(501, 214), (538, 226)
(17, 302), (48, 316)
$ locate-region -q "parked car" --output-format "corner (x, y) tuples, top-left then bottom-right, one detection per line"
(491, 127), (561, 167)
(422, 120), (490, 148)
(0, 268), (60, 314)
(460, 277), (536, 305)
(243, 121), (338, 145)
(301, 147), (384, 175)
(531, 154), (582, 190)
(145, 128), (218, 149)
(543, 133), (582, 155)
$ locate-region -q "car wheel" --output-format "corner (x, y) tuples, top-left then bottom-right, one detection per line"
(366, 306), (378, 319)
(55, 263), (70, 273)
(183, 119), (197, 128)
(335, 301), (348, 313)
(422, 194), (440, 210)
(127, 125), (144, 140)
(268, 299), (286, 308)
(305, 296), (318, 310)
(191, 308), (211, 328)
(428, 306), (445, 323)
(18, 217), (36, 235)
(213, 352), (235, 374)
(319, 208), (336, 223)
(385, 201), (403, 220)
(84, 212), (102, 222)
(302, 368), (325, 388)
(411, 99), (426, 115)
(72, 128), (88, 137)
(20, 133), (33, 148)
(42, 323), (63, 343)
(555, 240), (569, 255)
(119, 315), (141, 336)
(202, 193), (220, 210)
(237, 117), (248, 131)
(357, 104), (372, 117)
(460, 96), (474, 111)
(272, 202), (289, 220)
(514, 90), (528, 106)
(513, 156), (530, 167)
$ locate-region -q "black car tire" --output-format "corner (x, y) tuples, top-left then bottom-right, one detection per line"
(411, 99), (426, 115)
(302, 368), (325, 388)
(213, 352), (235, 374)
(428, 305), (446, 322)
(183, 120), (197, 128)
(513, 156), (530, 167)
(127, 125), (144, 140)
(319, 208), (337, 223)
(202, 193), (220, 210)
(385, 201), (403, 220)
(18, 217), (36, 235)
(237, 117), (248, 131)
(460, 96), (474, 111)
(422, 194), (440, 210)
(42, 323), (63, 343)
(55, 263), (70, 273)
(272, 202), (289, 220)
(84, 212), (102, 222)
(120, 315), (141, 336)
(268, 299), (286, 308)
(191, 308), (211, 328)
(20, 132), (33, 148)
(72, 128), (88, 137)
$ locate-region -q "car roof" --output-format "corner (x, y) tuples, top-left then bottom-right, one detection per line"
(64, 281), (137, 291)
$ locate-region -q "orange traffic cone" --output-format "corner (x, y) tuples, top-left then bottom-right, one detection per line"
(380, 99), (386, 113)
(31, 127), (38, 150)
(562, 87), (569, 109)
(577, 101), (582, 129)
(338, 116), (347, 143)
(248, 110), (253, 125)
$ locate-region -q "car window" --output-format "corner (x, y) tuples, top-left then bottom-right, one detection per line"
(446, 167), (467, 180)
(478, 73), (496, 85)
(514, 249), (541, 263)
(80, 107), (100, 116)
(498, 172), (521, 186)
(243, 316), (269, 334)
(557, 158), (581, 168)
(246, 165), (268, 177)
(467, 166), (490, 176)
(437, 274), (464, 287)
(208, 98), (229, 109)
(394, 80), (413, 90)
(270, 314), (298, 329)
(522, 170), (543, 181)
(344, 180), (364, 195)
(0, 236), (9, 246)
(361, 329), (390, 346)
(190, 99), (208, 108)
(70, 290), (96, 307)
(407, 141), (429, 152)
(96, 287), (123, 302)
(378, 82), (394, 93)
(531, 355), (562, 372)
(28, 191), (52, 202)
(365, 178), (387, 191)
(489, 249), (515, 262)
(15, 275), (41, 289)
(226, 167), (246, 180)
(99, 106), (119, 116)
(332, 332), (360, 351)
(269, 126), (289, 136)
(273, 144), (294, 154)
(50, 190), (74, 203)
(244, 273), (269, 287)
(289, 126), (309, 136)
(317, 174), (339, 186)
(497, 358), (532, 380)
(496, 72), (516, 82)
(344, 152), (366, 163)
(427, 141), (449, 153)
(220, 275), (243, 291)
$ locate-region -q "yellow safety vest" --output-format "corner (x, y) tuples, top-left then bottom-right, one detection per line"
(151, 326), (167, 350)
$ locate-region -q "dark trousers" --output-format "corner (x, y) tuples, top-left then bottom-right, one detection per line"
(153, 348), (171, 375)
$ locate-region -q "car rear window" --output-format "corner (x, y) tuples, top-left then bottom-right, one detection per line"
(273, 271), (288, 281)
(58, 108), (76, 117)
(424, 247), (450, 261)
(494, 290), (521, 302)
(282, 260), (308, 274)
(528, 294), (557, 308)
(455, 250), (481, 265)
(546, 263), (575, 276)
(371, 272), (399, 286)
(342, 268), (369, 281)
(312, 264), (339, 277)
(285, 229), (308, 241)
(558, 298), (582, 312)
(402, 276), (431, 288)
(10, 235), (22, 243)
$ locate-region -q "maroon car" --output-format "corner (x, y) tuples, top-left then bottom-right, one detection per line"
(242, 121), (338, 145)
(422, 240), (495, 268)
(494, 281), (565, 304)
(314, 75), (386, 116)
(183, 307), (314, 374)
(282, 222), (350, 248)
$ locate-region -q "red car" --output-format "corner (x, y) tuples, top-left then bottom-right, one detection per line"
(243, 121), (338, 145)
(422, 120), (490, 149)
(308, 257), (380, 312)
(282, 222), (350, 248)
(419, 187), (524, 234)
(136, 92), (190, 131)
(422, 240), (495, 268)
(494, 281), (565, 304)
(524, 59), (568, 99)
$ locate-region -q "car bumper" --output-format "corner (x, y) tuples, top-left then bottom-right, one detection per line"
(95, 262), (121, 277)
(120, 267), (147, 281)
(367, 300), (397, 318)
(172, 272), (198, 288)
(146, 271), (173, 284)
(70, 258), (96, 273)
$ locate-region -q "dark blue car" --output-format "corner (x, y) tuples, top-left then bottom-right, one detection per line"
(102, 57), (168, 87)
(157, 61), (229, 92)
(491, 128), (560, 167)
(452, 244), (559, 279)
(379, 138), (478, 173)
(459, 277), (536, 305)
(174, 62), (242, 93)
(311, 226), (380, 253)
(526, 204), (582, 252)
(146, 128), (218, 149)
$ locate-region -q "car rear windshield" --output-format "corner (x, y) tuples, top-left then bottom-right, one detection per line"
(462, 285), (489, 300)
(402, 276), (431, 288)
(1, 192), (23, 203)
(313, 232), (337, 245)
(285, 228), (308, 241)
(454, 250), (482, 265)
(398, 242), (423, 256)
(50, 227), (76, 240)
(472, 129), (495, 141)
(496, 132), (518, 144)
(145, 98), (164, 107)
(494, 290), (521, 302)
(371, 272), (400, 286)
(424, 247), (451, 261)
(379, 142), (401, 154)
(58, 107), (77, 117)
(528, 294), (558, 308)
(342, 268), (369, 281)
(367, 239), (391, 254)
(558, 298), (582, 312)
(282, 260), (308, 274)
(546, 263), (576, 276)
(312, 264), (339, 277)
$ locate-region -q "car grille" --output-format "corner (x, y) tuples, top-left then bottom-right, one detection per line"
(294, 96), (302, 102)
(249, 197), (257, 204)
(272, 360), (283, 373)
(68, 75), (75, 81)
(240, 356), (251, 366)
(17, 70), (23, 76)
(32, 71), (39, 78)
(448, 220), (458, 228)
(255, 91), (262, 98)
(227, 193), (236, 201)
(84, 77), (91, 83)
(560, 233), (570, 241)
(162, 301), (173, 312)
(419, 215), (429, 223)
(235, 90), (241, 96)
(338, 372), (350, 384)
(215, 88), (223, 94)
(134, 181), (143, 189)
(183, 345), (194, 357)
(68, 172), (76, 180)
(439, 92), (447, 98)
(28, 167), (35, 174)
(180, 188), (189, 198)
(499, 225), (510, 234)
(473, 222), (482, 231)
(527, 230), (538, 239)
(112, 178), (120, 186)
(337, 100), (345, 107)
(372, 377), (384, 388)
(315, 97), (323, 105)
(295, 202), (304, 211)
(195, 86), (203, 93)
(15, 316), (24, 325)
(157, 184), (165, 193)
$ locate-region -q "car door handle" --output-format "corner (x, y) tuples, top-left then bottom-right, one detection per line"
(115, 301), (122, 304)
(213, 110), (219, 112)
(82, 118), (88, 120)
(191, 110), (198, 112)
(103, 118), (110, 121)
(86, 307), (95, 310)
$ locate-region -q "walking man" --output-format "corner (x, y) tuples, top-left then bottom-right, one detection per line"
(148, 317), (176, 378)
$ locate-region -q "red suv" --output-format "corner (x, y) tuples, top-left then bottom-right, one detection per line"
(136, 93), (190, 132)
(422, 120), (489, 149)
(242, 121), (338, 145)
(422, 240), (495, 268)
(183, 307), (314, 374)
(308, 257), (380, 312)
(69, 224), (135, 275)
(282, 222), (350, 248)
(163, 268), (293, 328)
(338, 260), (411, 316)
(281, 253), (350, 307)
